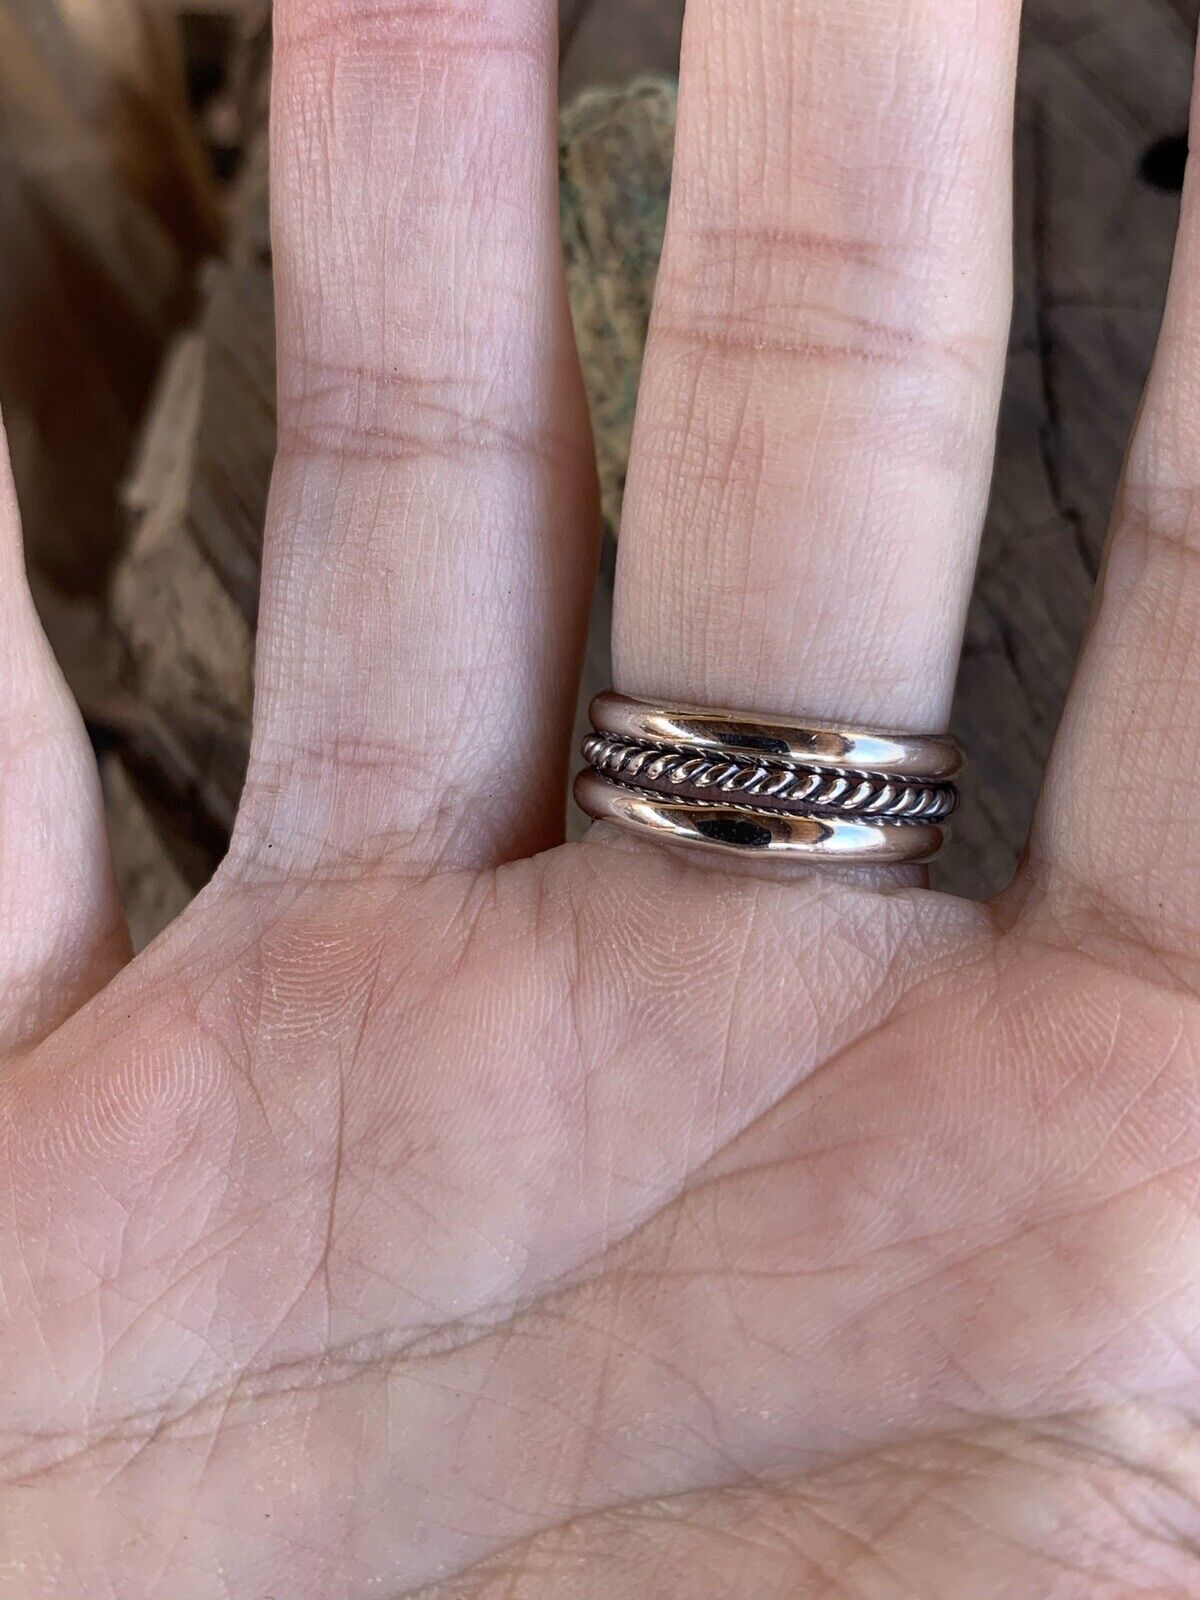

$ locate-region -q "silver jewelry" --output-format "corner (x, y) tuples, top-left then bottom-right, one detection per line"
(575, 692), (962, 864)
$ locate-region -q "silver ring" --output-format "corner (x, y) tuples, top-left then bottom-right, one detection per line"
(589, 692), (962, 782)
(576, 693), (962, 865)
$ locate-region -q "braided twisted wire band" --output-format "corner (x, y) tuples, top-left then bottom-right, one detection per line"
(582, 734), (957, 822)
(576, 692), (963, 864)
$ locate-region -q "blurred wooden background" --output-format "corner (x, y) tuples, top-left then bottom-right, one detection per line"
(0, 0), (682, 724)
(560, 0), (682, 94)
(1, 0), (1198, 943)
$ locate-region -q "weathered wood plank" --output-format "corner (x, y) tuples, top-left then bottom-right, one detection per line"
(560, 0), (684, 98)
(0, 0), (220, 724)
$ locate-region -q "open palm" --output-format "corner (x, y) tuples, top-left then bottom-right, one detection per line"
(5, 1), (1200, 1594)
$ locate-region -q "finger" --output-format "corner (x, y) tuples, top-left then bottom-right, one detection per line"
(614, 0), (1019, 735)
(1026, 42), (1200, 958)
(0, 423), (128, 1050)
(233, 0), (598, 879)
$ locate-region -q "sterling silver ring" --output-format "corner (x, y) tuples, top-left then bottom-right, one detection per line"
(575, 692), (963, 865)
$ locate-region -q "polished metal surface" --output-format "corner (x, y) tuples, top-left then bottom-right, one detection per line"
(577, 693), (963, 865)
(575, 770), (950, 864)
(590, 692), (963, 782)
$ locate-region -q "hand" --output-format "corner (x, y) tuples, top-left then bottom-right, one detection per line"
(5, 1), (1200, 1594)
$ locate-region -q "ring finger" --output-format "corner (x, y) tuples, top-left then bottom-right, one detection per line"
(614, 0), (1021, 740)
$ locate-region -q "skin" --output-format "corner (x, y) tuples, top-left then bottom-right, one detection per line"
(4, 0), (1200, 1592)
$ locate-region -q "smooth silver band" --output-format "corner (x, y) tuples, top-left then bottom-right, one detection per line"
(576, 771), (950, 864)
(590, 692), (963, 782)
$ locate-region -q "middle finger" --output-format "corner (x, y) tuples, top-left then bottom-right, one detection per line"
(236, 0), (598, 880)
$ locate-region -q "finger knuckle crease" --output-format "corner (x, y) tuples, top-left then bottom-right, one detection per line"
(278, 358), (574, 472)
(276, 0), (548, 67)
